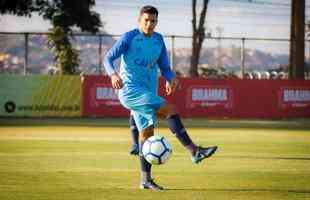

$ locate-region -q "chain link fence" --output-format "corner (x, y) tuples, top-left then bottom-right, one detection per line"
(0, 32), (309, 79)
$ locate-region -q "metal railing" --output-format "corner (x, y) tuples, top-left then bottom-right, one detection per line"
(0, 31), (309, 79)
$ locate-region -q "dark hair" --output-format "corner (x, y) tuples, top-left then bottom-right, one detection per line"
(140, 5), (158, 17)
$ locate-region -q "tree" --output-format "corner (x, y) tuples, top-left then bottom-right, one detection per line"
(190, 0), (209, 77)
(0, 0), (102, 74)
(40, 0), (101, 74)
(0, 0), (34, 16)
(47, 26), (80, 74)
(289, 0), (305, 79)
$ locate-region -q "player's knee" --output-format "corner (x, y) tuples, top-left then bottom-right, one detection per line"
(140, 126), (154, 142)
(166, 104), (177, 117)
(157, 103), (177, 118)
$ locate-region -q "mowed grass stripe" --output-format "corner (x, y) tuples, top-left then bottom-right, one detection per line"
(0, 122), (309, 200)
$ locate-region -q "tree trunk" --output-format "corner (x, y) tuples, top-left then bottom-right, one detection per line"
(190, 34), (200, 77)
(190, 0), (209, 77)
(289, 0), (305, 79)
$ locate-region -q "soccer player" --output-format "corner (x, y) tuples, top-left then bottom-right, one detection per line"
(104, 5), (218, 191)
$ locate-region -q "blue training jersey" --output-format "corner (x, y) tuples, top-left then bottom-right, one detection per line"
(104, 28), (175, 93)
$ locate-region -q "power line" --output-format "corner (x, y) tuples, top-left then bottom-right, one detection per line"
(105, 9), (296, 21)
(101, 1), (309, 17)
(99, 0), (293, 9)
(220, 0), (289, 7)
(219, 0), (310, 8)
(100, 0), (309, 28)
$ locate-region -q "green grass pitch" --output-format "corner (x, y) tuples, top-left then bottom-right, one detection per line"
(0, 118), (309, 200)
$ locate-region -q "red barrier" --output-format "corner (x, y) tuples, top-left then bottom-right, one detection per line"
(82, 75), (310, 118)
(82, 76), (129, 117)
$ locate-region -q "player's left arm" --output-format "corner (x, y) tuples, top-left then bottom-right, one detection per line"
(157, 37), (179, 95)
(165, 77), (179, 95)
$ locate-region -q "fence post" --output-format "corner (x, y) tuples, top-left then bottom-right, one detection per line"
(308, 40), (310, 79)
(98, 34), (103, 74)
(241, 38), (245, 79)
(170, 35), (175, 70)
(24, 33), (29, 75)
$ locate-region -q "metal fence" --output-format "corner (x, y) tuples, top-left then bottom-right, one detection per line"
(0, 32), (309, 79)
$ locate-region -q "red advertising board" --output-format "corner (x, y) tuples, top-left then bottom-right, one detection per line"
(174, 79), (236, 118)
(278, 87), (310, 109)
(93, 83), (120, 106)
(186, 85), (233, 109)
(82, 75), (310, 119)
(82, 76), (129, 117)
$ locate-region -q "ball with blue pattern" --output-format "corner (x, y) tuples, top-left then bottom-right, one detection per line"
(142, 135), (172, 165)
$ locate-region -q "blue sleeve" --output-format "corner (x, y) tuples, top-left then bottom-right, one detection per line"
(157, 36), (176, 82)
(104, 33), (130, 76)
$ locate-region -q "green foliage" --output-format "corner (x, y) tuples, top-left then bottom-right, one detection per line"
(199, 65), (229, 79)
(0, 0), (102, 75)
(1, 0), (101, 33)
(47, 26), (80, 74)
(41, 1), (101, 74)
(0, 0), (34, 16)
(37, 0), (101, 33)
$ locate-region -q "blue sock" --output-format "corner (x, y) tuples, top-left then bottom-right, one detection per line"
(167, 114), (197, 155)
(129, 115), (139, 147)
(139, 143), (151, 182)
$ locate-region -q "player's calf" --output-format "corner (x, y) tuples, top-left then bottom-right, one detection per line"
(129, 115), (139, 156)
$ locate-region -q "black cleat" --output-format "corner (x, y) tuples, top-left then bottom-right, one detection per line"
(140, 179), (164, 191)
(192, 146), (218, 164)
(129, 144), (139, 156)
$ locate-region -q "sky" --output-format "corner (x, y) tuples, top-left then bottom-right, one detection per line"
(97, 0), (295, 38)
(0, 0), (309, 53)
(1, 0), (307, 37)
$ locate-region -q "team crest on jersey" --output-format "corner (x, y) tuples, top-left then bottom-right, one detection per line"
(153, 40), (160, 46)
(135, 46), (142, 53)
(135, 38), (143, 42)
(134, 58), (157, 69)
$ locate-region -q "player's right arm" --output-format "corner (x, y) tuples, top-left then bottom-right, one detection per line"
(104, 32), (131, 89)
(104, 33), (129, 75)
(110, 73), (123, 89)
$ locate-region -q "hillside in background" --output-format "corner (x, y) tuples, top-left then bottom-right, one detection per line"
(0, 34), (292, 76)
(173, 46), (289, 76)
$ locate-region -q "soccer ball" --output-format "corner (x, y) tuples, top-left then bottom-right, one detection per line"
(142, 135), (172, 165)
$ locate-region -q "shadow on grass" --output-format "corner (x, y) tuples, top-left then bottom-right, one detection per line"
(220, 155), (310, 161)
(165, 188), (310, 194)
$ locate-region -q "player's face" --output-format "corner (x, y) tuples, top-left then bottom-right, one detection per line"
(139, 13), (158, 36)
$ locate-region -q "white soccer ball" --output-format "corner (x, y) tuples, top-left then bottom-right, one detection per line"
(142, 135), (172, 165)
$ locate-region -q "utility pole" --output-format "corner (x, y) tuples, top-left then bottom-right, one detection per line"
(289, 0), (305, 79)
